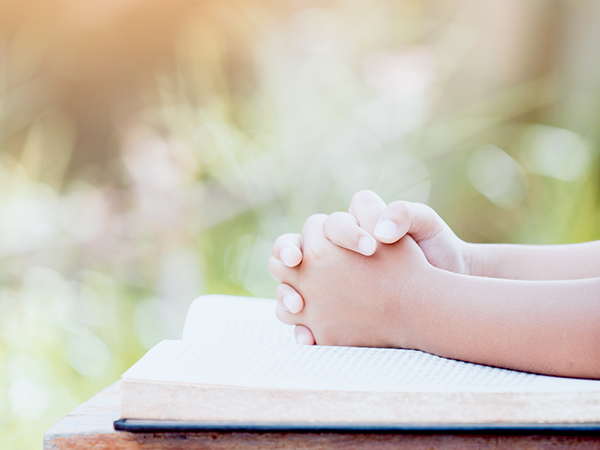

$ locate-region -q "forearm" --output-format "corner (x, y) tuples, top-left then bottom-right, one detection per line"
(468, 240), (600, 280)
(405, 268), (600, 378)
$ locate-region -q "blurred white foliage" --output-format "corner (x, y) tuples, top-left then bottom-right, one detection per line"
(0, 181), (60, 256)
(159, 249), (203, 304)
(250, 10), (436, 230)
(122, 127), (183, 189)
(133, 298), (173, 349)
(60, 183), (108, 242)
(359, 48), (434, 143)
(122, 127), (187, 234)
(5, 353), (52, 420)
(8, 377), (50, 419)
(0, 159), (113, 259)
(521, 125), (590, 181)
(287, 8), (342, 55)
(226, 234), (253, 286)
(375, 152), (431, 204)
(241, 236), (276, 297)
(20, 266), (77, 331)
(468, 145), (527, 209)
(325, 126), (382, 193)
(76, 282), (109, 328)
(0, 289), (24, 348)
(66, 332), (112, 378)
(192, 121), (242, 172)
(158, 248), (204, 337)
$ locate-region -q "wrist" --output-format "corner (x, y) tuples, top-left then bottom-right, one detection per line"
(402, 267), (473, 357)
(463, 241), (489, 277)
(389, 263), (444, 351)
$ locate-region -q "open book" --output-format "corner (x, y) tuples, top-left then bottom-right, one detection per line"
(119, 295), (600, 427)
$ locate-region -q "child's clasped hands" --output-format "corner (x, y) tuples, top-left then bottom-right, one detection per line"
(268, 190), (600, 379)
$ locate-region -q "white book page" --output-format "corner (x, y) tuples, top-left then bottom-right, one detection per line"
(123, 340), (600, 393)
(181, 295), (295, 345)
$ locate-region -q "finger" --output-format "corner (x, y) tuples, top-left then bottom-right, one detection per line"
(272, 233), (303, 267)
(276, 283), (304, 313)
(374, 201), (446, 244)
(373, 201), (411, 243)
(294, 325), (316, 345)
(323, 212), (377, 256)
(268, 256), (298, 284)
(348, 190), (387, 234)
(300, 213), (331, 254)
(275, 304), (299, 325)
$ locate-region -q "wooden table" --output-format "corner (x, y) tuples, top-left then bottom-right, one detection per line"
(44, 381), (600, 449)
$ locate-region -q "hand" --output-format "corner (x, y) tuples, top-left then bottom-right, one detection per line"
(270, 190), (472, 343)
(324, 190), (472, 274)
(269, 191), (387, 344)
(273, 190), (471, 273)
(268, 214), (432, 348)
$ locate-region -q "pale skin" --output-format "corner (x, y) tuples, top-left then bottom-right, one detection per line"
(268, 190), (600, 379)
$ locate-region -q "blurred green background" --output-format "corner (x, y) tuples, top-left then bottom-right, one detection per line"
(1, 0), (600, 448)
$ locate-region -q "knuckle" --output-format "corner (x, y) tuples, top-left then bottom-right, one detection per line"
(387, 201), (410, 219)
(273, 233), (299, 253)
(275, 305), (295, 325)
(422, 204), (437, 217)
(272, 241), (283, 258)
(332, 223), (359, 244)
(349, 190), (385, 218)
(388, 200), (407, 210)
(275, 283), (286, 299)
(327, 211), (347, 222)
(301, 214), (324, 235)
(305, 213), (327, 226)
(276, 282), (295, 298)
(350, 190), (374, 208)
(352, 189), (376, 202)
(273, 235), (287, 250)
(323, 212), (349, 236)
(267, 257), (283, 281)
(301, 214), (327, 239)
(304, 241), (328, 261)
(267, 256), (277, 272)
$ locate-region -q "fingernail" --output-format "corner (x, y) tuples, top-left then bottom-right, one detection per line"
(283, 294), (301, 313)
(280, 247), (293, 266)
(357, 235), (376, 255)
(296, 329), (314, 345)
(374, 220), (398, 240)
